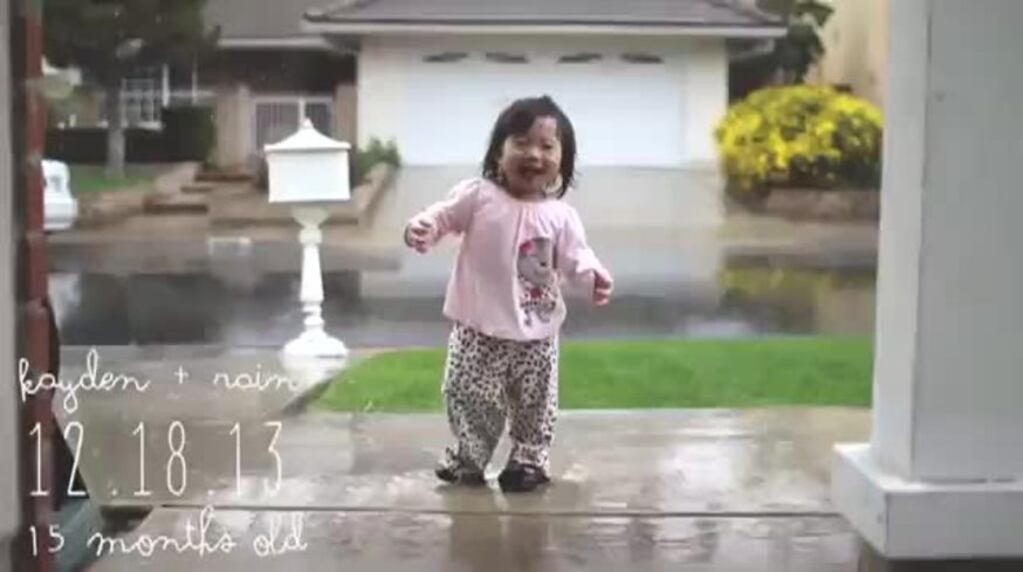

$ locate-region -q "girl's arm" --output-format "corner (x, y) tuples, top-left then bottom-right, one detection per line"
(557, 207), (613, 304)
(404, 179), (479, 252)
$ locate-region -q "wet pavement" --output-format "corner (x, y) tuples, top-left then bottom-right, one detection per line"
(73, 408), (869, 571)
(63, 408), (869, 512)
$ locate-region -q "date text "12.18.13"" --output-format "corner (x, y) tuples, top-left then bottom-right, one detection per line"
(29, 421), (284, 499)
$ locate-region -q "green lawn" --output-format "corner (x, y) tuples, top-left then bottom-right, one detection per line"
(315, 337), (873, 412)
(69, 164), (165, 194)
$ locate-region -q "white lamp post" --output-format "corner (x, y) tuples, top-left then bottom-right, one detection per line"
(264, 118), (350, 359)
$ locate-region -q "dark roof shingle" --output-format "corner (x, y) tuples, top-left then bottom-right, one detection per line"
(205, 0), (331, 39)
(204, 0), (782, 41)
(309, 0), (780, 28)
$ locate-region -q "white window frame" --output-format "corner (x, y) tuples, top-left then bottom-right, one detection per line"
(120, 66), (164, 129)
(251, 94), (334, 153)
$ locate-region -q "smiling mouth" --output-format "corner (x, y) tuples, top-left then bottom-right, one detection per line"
(518, 166), (545, 179)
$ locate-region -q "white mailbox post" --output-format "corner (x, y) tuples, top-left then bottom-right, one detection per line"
(264, 119), (350, 359)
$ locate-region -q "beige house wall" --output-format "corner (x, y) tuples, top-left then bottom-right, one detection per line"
(735, 0), (888, 106)
(213, 83), (253, 169)
(334, 83), (357, 147)
(808, 0), (889, 106)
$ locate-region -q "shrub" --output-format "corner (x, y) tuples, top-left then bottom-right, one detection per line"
(45, 105), (216, 164)
(161, 106), (216, 163)
(47, 127), (168, 163)
(715, 85), (883, 194)
(351, 137), (401, 185)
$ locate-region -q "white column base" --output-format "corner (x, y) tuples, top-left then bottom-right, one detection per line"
(282, 329), (348, 359)
(833, 444), (1023, 560)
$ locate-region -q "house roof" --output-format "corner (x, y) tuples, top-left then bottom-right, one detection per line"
(204, 0), (337, 48)
(305, 0), (784, 36)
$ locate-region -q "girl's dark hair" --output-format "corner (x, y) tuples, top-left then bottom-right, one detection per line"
(481, 95), (577, 198)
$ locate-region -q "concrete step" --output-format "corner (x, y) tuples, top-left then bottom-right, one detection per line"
(180, 182), (215, 195)
(143, 192), (209, 214)
(209, 193), (359, 226)
(209, 163), (395, 228)
(195, 171), (254, 184)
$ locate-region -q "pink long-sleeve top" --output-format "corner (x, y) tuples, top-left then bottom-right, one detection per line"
(407, 177), (610, 341)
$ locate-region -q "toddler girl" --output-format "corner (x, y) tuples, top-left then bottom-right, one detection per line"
(403, 96), (612, 493)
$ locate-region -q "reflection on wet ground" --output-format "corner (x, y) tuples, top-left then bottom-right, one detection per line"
(49, 260), (875, 348)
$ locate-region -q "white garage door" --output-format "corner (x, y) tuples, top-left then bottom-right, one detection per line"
(400, 54), (686, 167)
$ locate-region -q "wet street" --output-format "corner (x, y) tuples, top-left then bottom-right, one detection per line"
(48, 249), (877, 348)
(49, 260), (876, 348)
(48, 166), (878, 348)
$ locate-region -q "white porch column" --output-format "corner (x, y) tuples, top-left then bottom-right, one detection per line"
(832, 0), (1023, 560)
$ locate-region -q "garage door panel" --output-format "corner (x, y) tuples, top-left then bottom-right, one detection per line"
(402, 58), (686, 167)
(551, 63), (685, 166)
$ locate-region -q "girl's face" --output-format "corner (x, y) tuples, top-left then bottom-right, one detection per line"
(498, 116), (563, 198)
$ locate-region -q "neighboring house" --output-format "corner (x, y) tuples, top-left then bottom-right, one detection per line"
(303, 0), (784, 169)
(45, 0), (357, 171)
(46, 63), (205, 130)
(49, 0), (784, 174)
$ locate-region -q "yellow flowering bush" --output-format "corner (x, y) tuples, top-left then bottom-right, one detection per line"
(715, 85), (883, 194)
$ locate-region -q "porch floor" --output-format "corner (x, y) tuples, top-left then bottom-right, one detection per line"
(82, 408), (870, 571)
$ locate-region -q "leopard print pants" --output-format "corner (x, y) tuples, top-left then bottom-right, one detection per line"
(440, 323), (559, 474)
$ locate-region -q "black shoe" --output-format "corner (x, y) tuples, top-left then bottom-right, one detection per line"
(497, 462), (550, 493)
(435, 465), (487, 487)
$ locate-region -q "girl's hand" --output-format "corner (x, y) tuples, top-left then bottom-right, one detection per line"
(404, 218), (434, 253)
(593, 270), (613, 306)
